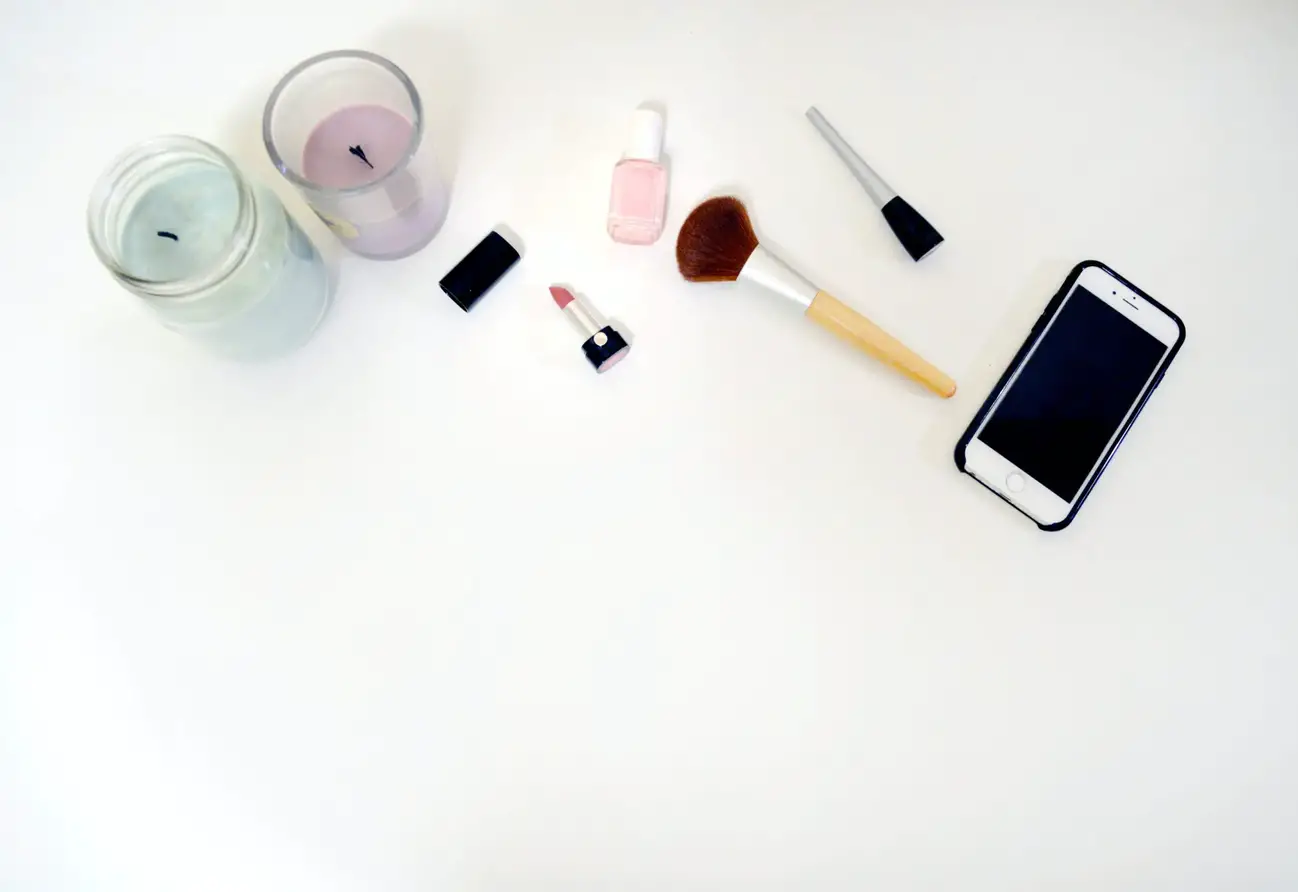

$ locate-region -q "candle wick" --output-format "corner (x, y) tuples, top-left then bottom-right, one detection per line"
(157, 231), (179, 241)
(348, 145), (374, 169)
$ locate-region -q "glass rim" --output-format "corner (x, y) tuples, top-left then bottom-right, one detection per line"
(86, 134), (256, 298)
(261, 49), (426, 198)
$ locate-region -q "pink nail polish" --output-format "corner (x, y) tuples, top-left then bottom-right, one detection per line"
(607, 108), (667, 245)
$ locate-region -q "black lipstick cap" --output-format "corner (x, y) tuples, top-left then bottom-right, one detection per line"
(439, 230), (521, 311)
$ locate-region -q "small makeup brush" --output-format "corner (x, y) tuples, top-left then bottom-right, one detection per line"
(676, 196), (956, 398)
(806, 106), (943, 262)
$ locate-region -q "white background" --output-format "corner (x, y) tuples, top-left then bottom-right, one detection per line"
(3, 0), (1297, 889)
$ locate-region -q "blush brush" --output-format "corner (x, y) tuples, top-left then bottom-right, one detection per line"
(676, 196), (956, 397)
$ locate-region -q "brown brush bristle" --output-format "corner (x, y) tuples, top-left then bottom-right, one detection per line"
(675, 196), (760, 282)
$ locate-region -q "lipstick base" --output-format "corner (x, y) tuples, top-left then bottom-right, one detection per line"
(582, 326), (630, 373)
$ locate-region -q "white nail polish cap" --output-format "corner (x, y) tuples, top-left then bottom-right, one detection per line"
(624, 108), (664, 162)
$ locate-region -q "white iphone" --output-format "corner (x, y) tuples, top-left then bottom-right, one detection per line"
(956, 261), (1185, 530)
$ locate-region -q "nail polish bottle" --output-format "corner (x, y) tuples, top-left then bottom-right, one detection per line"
(607, 108), (667, 245)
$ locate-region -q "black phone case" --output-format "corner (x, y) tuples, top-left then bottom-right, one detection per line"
(953, 260), (1186, 532)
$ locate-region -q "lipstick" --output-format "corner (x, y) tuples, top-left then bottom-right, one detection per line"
(549, 285), (631, 373)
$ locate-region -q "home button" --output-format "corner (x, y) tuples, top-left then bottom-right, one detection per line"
(1006, 473), (1026, 493)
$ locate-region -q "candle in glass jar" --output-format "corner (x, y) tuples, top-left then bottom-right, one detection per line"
(263, 50), (450, 261)
(88, 136), (333, 360)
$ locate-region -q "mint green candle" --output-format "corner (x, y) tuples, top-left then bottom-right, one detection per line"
(88, 136), (333, 359)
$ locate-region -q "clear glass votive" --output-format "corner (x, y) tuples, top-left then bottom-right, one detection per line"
(87, 135), (334, 360)
(262, 49), (450, 260)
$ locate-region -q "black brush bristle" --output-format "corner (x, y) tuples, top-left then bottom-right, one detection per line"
(880, 196), (943, 261)
(675, 196), (759, 282)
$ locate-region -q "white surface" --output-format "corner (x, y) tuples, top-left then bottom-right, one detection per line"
(3, 1), (1298, 890)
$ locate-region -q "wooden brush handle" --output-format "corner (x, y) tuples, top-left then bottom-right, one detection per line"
(805, 291), (956, 398)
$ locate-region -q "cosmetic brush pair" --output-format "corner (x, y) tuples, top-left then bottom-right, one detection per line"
(675, 110), (954, 398)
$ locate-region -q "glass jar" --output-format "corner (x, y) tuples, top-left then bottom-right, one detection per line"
(262, 49), (450, 260)
(87, 135), (334, 360)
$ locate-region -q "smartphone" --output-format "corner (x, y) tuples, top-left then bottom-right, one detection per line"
(955, 261), (1185, 531)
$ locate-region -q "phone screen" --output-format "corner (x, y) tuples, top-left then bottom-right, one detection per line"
(978, 285), (1168, 501)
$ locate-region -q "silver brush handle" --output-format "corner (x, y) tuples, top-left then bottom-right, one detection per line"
(805, 106), (896, 208)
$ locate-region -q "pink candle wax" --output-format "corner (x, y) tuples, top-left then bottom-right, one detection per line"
(301, 104), (448, 259)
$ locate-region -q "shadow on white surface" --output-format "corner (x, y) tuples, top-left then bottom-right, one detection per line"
(372, 23), (474, 187)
